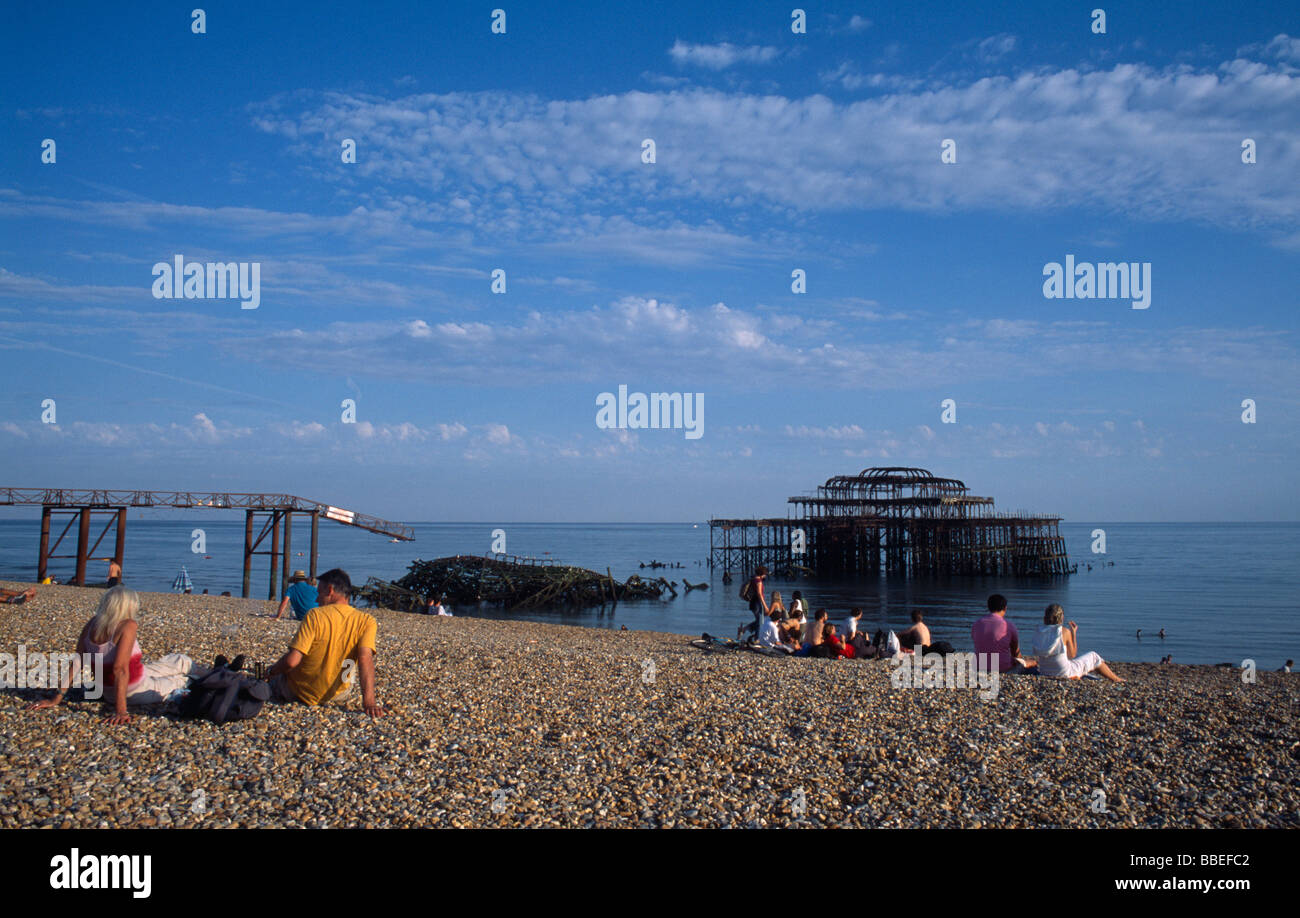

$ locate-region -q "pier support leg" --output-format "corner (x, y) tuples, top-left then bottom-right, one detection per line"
(113, 508), (126, 578)
(281, 511), (292, 599)
(242, 510), (253, 599)
(309, 511), (319, 581)
(37, 506), (51, 582)
(74, 507), (90, 586)
(268, 510), (280, 601)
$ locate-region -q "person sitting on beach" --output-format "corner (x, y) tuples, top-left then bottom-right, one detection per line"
(264, 568), (384, 718)
(795, 608), (829, 655)
(1281, 660), (1294, 673)
(738, 565), (770, 641)
(426, 595), (453, 617)
(1032, 604), (1123, 683)
(844, 607), (862, 638)
(2, 586), (37, 605)
(897, 611), (931, 651)
(812, 622), (852, 659)
(758, 611), (796, 652)
(28, 585), (202, 724)
(781, 604), (807, 645)
(971, 594), (1036, 674)
(274, 570), (318, 621)
(791, 590), (808, 619)
(768, 591), (787, 620)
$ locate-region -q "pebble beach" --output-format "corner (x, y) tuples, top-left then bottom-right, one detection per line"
(1, 581), (1296, 829)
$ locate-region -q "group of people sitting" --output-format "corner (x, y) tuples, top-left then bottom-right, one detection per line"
(27, 568), (386, 724)
(739, 567), (1123, 681)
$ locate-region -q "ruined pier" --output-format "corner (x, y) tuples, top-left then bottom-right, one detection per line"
(709, 467), (1072, 578)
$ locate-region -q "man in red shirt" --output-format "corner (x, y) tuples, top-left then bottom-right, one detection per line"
(971, 594), (1037, 674)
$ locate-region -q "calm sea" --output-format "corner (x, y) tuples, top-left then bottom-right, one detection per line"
(1, 519), (1296, 668)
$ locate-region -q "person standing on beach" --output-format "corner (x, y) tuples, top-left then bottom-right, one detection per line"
(738, 565), (769, 641)
(265, 568), (384, 718)
(274, 570), (318, 621)
(971, 594), (1036, 674)
(107, 561), (122, 588)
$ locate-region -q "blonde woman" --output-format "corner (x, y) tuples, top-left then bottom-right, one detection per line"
(29, 585), (201, 723)
(1032, 603), (1124, 683)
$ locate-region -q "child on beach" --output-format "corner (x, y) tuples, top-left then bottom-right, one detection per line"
(28, 585), (203, 723)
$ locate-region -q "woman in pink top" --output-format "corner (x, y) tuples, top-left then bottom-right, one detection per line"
(29, 585), (198, 724)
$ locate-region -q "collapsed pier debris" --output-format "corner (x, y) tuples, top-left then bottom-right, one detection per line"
(359, 554), (673, 612)
(709, 467), (1073, 578)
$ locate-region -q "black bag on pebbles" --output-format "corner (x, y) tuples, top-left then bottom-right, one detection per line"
(179, 669), (271, 724)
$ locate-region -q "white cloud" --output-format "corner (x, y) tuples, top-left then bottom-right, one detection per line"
(668, 40), (781, 70)
(239, 56), (1300, 237)
(977, 33), (1018, 60)
(1238, 33), (1300, 64)
(784, 424), (866, 439)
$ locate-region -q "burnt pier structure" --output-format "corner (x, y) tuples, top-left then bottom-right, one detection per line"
(709, 467), (1072, 578)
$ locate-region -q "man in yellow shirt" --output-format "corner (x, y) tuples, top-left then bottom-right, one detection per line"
(266, 568), (384, 718)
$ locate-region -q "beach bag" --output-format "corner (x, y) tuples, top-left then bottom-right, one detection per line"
(179, 668), (270, 724)
(739, 579), (755, 602)
(884, 631), (901, 658)
(925, 640), (957, 656)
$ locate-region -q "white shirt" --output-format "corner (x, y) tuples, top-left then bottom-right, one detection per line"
(1033, 624), (1069, 676)
(844, 617), (860, 637)
(758, 617), (785, 648)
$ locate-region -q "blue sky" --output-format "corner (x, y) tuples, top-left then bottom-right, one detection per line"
(1, 0), (1297, 522)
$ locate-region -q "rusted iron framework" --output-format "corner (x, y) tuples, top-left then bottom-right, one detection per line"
(710, 467), (1072, 578)
(1, 488), (413, 598)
